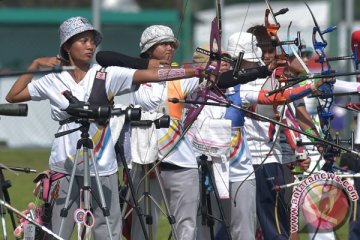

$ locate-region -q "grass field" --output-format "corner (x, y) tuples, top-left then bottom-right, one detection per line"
(0, 148), (351, 239)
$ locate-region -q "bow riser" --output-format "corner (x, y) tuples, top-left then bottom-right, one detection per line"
(183, 13), (222, 130)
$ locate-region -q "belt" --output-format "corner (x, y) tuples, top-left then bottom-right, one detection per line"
(159, 162), (186, 171)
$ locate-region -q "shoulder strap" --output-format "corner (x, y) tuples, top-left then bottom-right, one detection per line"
(88, 68), (113, 125)
(59, 68), (114, 126)
(88, 67), (114, 106)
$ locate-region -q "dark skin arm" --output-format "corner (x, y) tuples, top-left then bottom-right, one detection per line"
(96, 51), (170, 69)
(217, 66), (270, 88)
(97, 51), (274, 89)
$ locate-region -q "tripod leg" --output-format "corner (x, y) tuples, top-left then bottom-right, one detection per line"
(133, 164), (179, 240)
(206, 161), (232, 240)
(153, 166), (180, 240)
(58, 150), (82, 237)
(2, 189), (16, 230)
(0, 170), (8, 240)
(199, 158), (215, 240)
(86, 149), (113, 240)
(206, 192), (215, 240)
(200, 164), (208, 225)
(120, 160), (149, 240)
(0, 169), (16, 231)
(131, 164), (163, 240)
(0, 213), (6, 240)
(143, 165), (154, 240)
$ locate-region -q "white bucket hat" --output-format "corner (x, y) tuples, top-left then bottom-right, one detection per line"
(139, 25), (179, 57)
(59, 16), (102, 59)
(227, 32), (262, 62)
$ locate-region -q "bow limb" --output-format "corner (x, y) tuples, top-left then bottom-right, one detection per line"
(264, 0), (289, 66)
(305, 2), (336, 75)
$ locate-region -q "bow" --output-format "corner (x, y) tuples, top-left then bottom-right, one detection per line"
(305, 2), (339, 165)
(182, 2), (223, 131)
(254, 0), (292, 161)
(144, 0), (225, 167)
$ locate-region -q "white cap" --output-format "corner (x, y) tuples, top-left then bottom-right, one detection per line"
(139, 25), (179, 56)
(227, 32), (262, 62)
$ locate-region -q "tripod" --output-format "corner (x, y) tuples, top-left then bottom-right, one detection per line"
(0, 164), (37, 240)
(121, 161), (178, 240)
(198, 154), (232, 240)
(115, 123), (149, 240)
(56, 120), (113, 239)
(118, 117), (178, 240)
(0, 168), (15, 240)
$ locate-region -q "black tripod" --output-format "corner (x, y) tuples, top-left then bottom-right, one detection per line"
(0, 168), (16, 240)
(115, 122), (149, 240)
(0, 165), (37, 240)
(56, 120), (113, 239)
(198, 154), (232, 240)
(128, 163), (177, 240)
(119, 118), (178, 240)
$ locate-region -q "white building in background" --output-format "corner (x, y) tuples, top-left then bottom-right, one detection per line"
(0, 1), (359, 147)
(102, 0), (140, 12)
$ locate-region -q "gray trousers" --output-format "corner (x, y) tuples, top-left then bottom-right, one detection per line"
(161, 168), (200, 240)
(228, 179), (257, 239)
(50, 172), (121, 240)
(197, 178), (257, 240)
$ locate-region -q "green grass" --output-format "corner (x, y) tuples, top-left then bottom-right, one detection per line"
(0, 148), (50, 239)
(297, 224), (348, 239)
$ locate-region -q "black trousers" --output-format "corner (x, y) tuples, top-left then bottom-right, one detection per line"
(253, 163), (289, 240)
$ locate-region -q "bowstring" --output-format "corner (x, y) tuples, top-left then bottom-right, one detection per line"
(285, 26), (326, 185)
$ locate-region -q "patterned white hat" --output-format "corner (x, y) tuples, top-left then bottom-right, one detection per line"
(59, 16), (102, 59)
(139, 25), (179, 57)
(227, 32), (262, 62)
